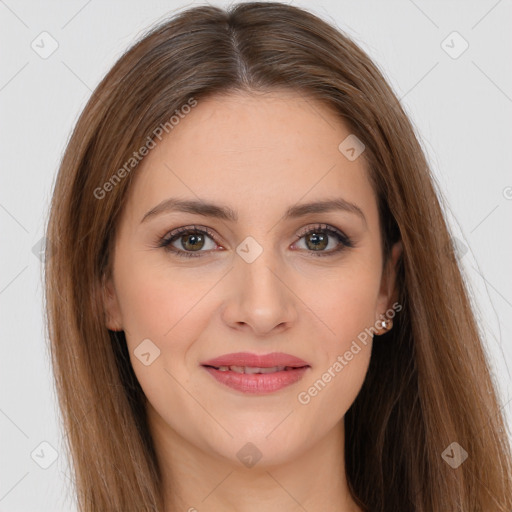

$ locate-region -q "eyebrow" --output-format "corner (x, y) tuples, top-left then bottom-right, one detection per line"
(140, 197), (367, 225)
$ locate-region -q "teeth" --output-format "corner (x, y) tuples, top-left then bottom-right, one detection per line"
(215, 365), (289, 374)
(245, 366), (286, 374)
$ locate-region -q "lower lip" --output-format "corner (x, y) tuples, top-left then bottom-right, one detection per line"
(202, 366), (309, 394)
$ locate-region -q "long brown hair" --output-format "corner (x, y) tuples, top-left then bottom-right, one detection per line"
(44, 2), (512, 510)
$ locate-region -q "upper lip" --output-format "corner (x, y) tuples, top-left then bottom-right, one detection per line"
(201, 352), (310, 368)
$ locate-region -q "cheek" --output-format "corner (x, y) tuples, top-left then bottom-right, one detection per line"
(113, 257), (222, 403)
(292, 294), (375, 442)
(112, 260), (214, 422)
(303, 259), (382, 337)
(294, 262), (380, 407)
(114, 256), (216, 344)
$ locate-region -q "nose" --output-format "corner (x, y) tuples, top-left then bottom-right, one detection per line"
(221, 248), (298, 337)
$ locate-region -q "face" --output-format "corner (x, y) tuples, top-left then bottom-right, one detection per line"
(103, 90), (401, 468)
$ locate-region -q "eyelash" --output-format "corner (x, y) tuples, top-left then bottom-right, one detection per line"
(157, 223), (354, 259)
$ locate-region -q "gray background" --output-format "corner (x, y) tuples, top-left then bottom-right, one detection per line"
(1, 0), (511, 510)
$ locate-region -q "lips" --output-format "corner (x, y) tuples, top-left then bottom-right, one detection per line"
(212, 365), (296, 374)
(201, 352), (309, 369)
(201, 352), (310, 394)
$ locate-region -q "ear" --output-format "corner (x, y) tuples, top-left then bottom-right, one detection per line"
(101, 272), (124, 332)
(375, 240), (402, 324)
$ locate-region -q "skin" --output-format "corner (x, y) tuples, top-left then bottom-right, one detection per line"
(103, 90), (402, 512)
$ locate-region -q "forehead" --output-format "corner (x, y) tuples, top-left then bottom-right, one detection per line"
(123, 90), (377, 226)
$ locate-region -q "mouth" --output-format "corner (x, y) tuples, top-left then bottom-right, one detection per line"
(200, 352), (311, 394)
(204, 364), (307, 373)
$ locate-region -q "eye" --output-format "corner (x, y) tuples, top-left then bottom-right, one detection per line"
(292, 223), (354, 257)
(158, 225), (219, 258)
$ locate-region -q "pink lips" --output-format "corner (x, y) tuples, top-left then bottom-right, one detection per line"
(201, 352), (310, 394)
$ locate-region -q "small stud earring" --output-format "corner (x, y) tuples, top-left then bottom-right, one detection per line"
(379, 318), (393, 331)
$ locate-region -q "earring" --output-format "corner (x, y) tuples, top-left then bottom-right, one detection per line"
(378, 318), (393, 332)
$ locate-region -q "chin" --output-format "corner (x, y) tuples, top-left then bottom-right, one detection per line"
(207, 426), (311, 470)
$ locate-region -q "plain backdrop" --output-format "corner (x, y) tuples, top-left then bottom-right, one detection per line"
(1, 0), (511, 510)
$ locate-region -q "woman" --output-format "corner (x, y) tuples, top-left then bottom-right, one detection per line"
(44, 2), (512, 511)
